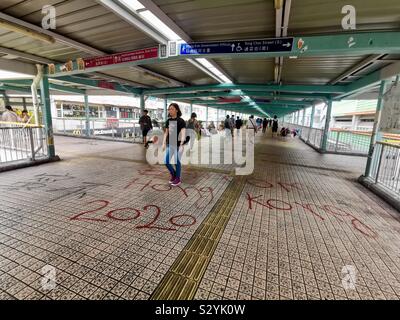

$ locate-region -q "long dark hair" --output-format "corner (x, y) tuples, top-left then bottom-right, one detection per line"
(169, 103), (182, 118)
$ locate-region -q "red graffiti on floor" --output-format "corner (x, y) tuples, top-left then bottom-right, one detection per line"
(70, 199), (196, 231)
(246, 178), (303, 192)
(138, 168), (209, 180)
(246, 193), (378, 239)
(124, 178), (214, 209)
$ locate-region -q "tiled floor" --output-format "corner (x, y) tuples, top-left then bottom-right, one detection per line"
(1, 132), (400, 300)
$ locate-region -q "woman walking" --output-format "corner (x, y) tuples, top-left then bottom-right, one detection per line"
(162, 103), (186, 186)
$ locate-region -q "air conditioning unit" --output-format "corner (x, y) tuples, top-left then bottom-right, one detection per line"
(168, 41), (178, 56)
(159, 44), (168, 59)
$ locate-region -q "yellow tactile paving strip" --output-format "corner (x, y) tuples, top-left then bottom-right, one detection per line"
(150, 176), (246, 300)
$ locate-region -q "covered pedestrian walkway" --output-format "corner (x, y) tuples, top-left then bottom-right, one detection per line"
(0, 0), (400, 303)
(1, 132), (400, 300)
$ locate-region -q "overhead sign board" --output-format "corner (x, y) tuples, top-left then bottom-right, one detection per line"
(83, 47), (159, 69)
(180, 37), (294, 55)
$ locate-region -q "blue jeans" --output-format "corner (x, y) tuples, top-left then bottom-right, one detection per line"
(165, 145), (182, 178)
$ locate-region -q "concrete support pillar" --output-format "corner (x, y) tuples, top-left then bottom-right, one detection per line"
(39, 75), (55, 157)
(321, 99), (333, 152)
(365, 80), (389, 177)
(206, 106), (209, 127)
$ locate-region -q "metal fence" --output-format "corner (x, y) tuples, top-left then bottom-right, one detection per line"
(326, 130), (371, 154)
(283, 122), (374, 155)
(0, 126), (48, 165)
(368, 142), (400, 198)
(283, 123), (324, 149)
(52, 118), (151, 142)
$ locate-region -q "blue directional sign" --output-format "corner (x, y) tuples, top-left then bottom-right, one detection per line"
(180, 37), (294, 55)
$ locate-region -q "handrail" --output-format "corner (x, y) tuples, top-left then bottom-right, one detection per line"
(0, 121), (45, 128)
(376, 141), (400, 148)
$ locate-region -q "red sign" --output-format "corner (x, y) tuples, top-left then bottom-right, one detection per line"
(98, 81), (116, 90)
(218, 97), (242, 103)
(84, 47), (159, 68)
(106, 118), (119, 128)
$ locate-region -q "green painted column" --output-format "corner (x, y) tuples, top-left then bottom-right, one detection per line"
(310, 105), (315, 128)
(321, 99), (333, 152)
(40, 75), (55, 158)
(84, 93), (90, 137)
(364, 80), (389, 177)
(163, 98), (168, 122)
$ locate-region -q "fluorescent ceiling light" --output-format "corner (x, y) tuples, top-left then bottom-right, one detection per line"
(138, 10), (181, 40)
(119, 0), (145, 11)
(118, 1), (231, 85)
(219, 75), (232, 83)
(195, 58), (232, 83)
(0, 70), (33, 79)
(196, 58), (215, 70)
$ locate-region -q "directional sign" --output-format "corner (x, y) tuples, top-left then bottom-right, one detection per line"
(84, 47), (159, 69)
(180, 38), (294, 55)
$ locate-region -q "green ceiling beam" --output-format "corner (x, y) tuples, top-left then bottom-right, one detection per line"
(193, 100), (311, 106)
(144, 83), (346, 95)
(57, 76), (142, 95)
(48, 32), (400, 78)
(0, 83), (85, 95)
(0, 79), (33, 85)
(1, 76), (142, 95)
(49, 84), (85, 94)
(0, 85), (32, 93)
(167, 91), (330, 100)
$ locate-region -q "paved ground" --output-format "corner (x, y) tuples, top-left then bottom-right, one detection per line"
(0, 131), (400, 300)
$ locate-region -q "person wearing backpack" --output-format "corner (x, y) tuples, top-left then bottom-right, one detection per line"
(139, 109), (153, 145)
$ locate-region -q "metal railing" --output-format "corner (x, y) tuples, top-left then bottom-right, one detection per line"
(283, 123), (323, 149)
(283, 122), (379, 155)
(0, 125), (48, 165)
(368, 142), (400, 198)
(52, 118), (154, 142)
(326, 130), (371, 154)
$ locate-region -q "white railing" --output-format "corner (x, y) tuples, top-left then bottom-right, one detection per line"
(326, 130), (371, 155)
(52, 118), (153, 142)
(283, 123), (323, 149)
(368, 142), (400, 198)
(0, 125), (48, 165)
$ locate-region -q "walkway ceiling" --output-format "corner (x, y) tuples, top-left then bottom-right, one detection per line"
(0, 0), (399, 116)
